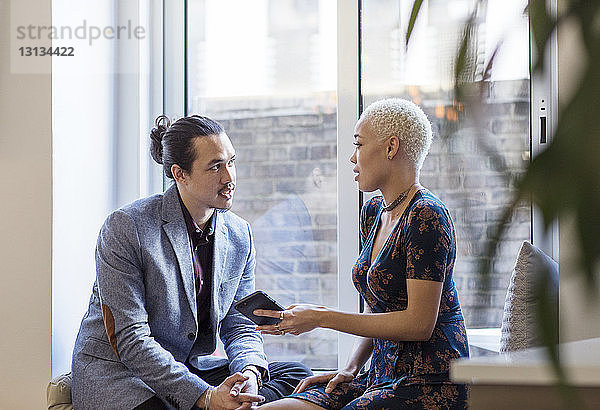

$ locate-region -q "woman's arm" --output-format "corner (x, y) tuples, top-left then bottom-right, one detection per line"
(342, 305), (374, 375)
(256, 279), (442, 342)
(322, 279), (442, 341)
(289, 308), (374, 396)
(343, 336), (373, 376)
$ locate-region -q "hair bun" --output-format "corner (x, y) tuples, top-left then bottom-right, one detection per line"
(150, 115), (171, 164)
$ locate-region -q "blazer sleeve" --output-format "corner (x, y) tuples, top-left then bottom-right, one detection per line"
(95, 210), (208, 410)
(219, 222), (269, 378)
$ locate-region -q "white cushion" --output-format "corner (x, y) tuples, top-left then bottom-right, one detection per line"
(499, 241), (558, 352)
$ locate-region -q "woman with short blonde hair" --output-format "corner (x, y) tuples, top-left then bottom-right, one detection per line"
(256, 98), (469, 409)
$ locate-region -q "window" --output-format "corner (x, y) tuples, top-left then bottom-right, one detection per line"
(186, 0), (339, 369)
(361, 0), (532, 345)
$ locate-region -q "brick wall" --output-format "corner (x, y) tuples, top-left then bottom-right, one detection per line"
(210, 79), (529, 367)
(214, 106), (338, 368)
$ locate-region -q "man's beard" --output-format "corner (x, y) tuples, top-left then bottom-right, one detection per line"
(216, 182), (235, 210)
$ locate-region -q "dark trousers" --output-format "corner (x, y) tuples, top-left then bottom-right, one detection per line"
(135, 361), (312, 409)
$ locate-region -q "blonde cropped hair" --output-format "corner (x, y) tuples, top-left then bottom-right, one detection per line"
(360, 98), (432, 169)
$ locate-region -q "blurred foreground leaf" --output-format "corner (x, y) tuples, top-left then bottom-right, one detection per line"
(405, 0), (423, 47)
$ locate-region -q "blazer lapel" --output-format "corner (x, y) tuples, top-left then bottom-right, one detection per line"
(161, 185), (197, 323)
(211, 213), (229, 326)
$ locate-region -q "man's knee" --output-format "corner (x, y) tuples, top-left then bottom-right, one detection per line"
(261, 362), (313, 401)
(269, 361), (312, 379)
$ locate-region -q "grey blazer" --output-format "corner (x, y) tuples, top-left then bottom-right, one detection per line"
(71, 184), (267, 410)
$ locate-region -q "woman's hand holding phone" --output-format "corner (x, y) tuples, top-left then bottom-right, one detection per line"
(254, 304), (329, 336)
(233, 291), (284, 326)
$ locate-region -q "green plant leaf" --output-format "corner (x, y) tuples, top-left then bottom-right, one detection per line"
(436, 0), (600, 404)
(521, 50), (600, 290)
(528, 0), (557, 73)
(533, 263), (582, 408)
(406, 0), (424, 48)
(570, 1), (600, 55)
(454, 20), (474, 101)
(449, 1), (600, 406)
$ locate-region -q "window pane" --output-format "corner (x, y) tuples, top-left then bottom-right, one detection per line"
(187, 0), (338, 369)
(361, 0), (531, 343)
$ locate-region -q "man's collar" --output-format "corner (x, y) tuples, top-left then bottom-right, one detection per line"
(204, 211), (217, 236)
(176, 188), (216, 238)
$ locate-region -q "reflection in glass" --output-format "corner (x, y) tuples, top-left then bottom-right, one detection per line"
(187, 0), (338, 368)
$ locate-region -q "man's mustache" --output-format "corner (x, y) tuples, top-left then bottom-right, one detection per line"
(219, 183), (235, 193)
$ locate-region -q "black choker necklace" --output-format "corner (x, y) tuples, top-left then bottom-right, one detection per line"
(382, 184), (415, 212)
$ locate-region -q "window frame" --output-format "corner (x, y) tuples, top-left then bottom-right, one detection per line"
(530, 0), (559, 260)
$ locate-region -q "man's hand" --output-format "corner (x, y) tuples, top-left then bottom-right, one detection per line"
(230, 367), (259, 396)
(196, 373), (264, 410)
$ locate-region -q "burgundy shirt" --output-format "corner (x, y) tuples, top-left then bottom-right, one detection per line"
(179, 194), (217, 332)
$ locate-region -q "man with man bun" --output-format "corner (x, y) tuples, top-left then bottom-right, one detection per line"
(71, 115), (311, 409)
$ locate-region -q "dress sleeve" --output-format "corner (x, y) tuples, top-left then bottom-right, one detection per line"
(404, 199), (453, 282)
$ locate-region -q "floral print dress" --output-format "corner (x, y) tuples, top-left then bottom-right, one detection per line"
(290, 189), (469, 409)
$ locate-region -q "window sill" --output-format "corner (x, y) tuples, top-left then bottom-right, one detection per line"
(467, 328), (501, 355)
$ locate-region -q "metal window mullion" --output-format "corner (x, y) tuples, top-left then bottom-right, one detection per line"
(337, 0), (361, 370)
(114, 0), (142, 207)
(530, 0), (558, 261)
(139, 0), (165, 196)
(163, 0), (185, 122)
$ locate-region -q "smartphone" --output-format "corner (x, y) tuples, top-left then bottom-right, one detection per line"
(234, 290), (284, 325)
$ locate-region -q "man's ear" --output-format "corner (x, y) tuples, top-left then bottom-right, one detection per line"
(171, 164), (186, 184)
(387, 136), (400, 159)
